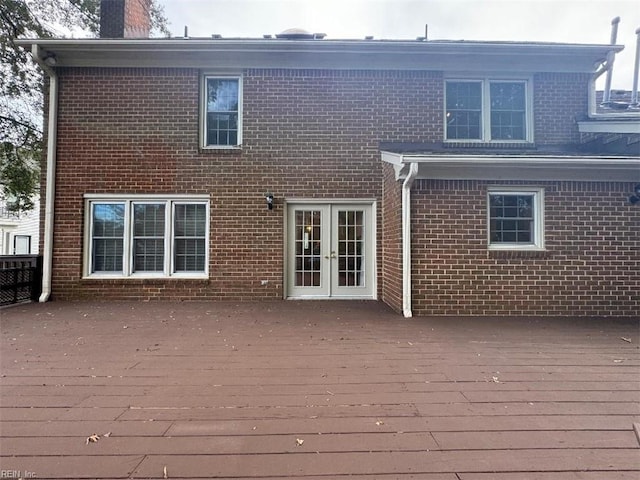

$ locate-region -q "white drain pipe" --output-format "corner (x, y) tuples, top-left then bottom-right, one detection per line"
(603, 16), (620, 104)
(632, 27), (640, 105)
(401, 162), (419, 318)
(31, 45), (58, 302)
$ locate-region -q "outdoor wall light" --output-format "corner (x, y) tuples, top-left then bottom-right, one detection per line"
(43, 52), (57, 66)
(629, 184), (640, 205)
(264, 192), (274, 210)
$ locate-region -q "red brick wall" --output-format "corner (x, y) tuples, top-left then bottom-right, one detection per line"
(99, 0), (150, 38)
(410, 179), (639, 316)
(533, 73), (590, 145)
(46, 66), (628, 313)
(123, 0), (151, 38)
(50, 68), (443, 300)
(381, 163), (403, 312)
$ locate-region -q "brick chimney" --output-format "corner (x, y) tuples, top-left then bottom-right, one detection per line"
(99, 0), (151, 38)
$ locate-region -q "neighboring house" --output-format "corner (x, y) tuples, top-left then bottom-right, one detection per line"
(16, 0), (639, 316)
(0, 199), (40, 255)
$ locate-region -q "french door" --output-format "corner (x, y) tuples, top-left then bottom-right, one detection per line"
(287, 203), (375, 299)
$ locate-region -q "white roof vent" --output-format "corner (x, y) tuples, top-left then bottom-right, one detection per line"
(276, 28), (325, 40)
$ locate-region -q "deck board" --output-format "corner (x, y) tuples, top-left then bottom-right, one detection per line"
(1, 300), (638, 479)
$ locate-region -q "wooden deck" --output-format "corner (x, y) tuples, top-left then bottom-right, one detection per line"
(1, 300), (638, 479)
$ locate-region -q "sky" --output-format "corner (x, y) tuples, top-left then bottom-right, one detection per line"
(156, 0), (640, 90)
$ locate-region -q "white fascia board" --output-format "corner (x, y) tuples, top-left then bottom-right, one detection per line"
(382, 153), (640, 182)
(380, 151), (405, 166)
(578, 120), (640, 134)
(380, 152), (410, 180)
(14, 38), (619, 72)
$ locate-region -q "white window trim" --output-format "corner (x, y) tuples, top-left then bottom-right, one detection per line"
(487, 186), (544, 251)
(444, 76), (534, 143)
(201, 74), (243, 149)
(83, 195), (210, 279)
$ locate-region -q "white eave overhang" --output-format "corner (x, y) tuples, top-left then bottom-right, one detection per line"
(577, 119), (640, 134)
(13, 38), (621, 73)
(381, 151), (640, 182)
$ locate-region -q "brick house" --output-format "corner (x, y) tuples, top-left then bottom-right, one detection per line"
(17, 0), (639, 316)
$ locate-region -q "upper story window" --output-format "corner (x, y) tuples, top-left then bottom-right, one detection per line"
(203, 76), (242, 148)
(85, 196), (209, 278)
(446, 79), (531, 142)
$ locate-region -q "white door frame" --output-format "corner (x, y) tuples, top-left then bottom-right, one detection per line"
(284, 199), (377, 300)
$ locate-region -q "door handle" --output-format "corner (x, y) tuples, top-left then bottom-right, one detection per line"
(324, 252), (336, 259)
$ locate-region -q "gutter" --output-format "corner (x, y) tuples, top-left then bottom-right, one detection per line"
(31, 45), (58, 302)
(401, 162), (419, 318)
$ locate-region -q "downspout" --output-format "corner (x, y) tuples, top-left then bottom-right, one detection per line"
(602, 16), (620, 104)
(31, 45), (58, 302)
(401, 162), (419, 318)
(631, 27), (640, 105)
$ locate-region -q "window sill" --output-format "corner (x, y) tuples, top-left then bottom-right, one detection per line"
(488, 243), (544, 251)
(200, 145), (243, 153)
(443, 140), (534, 147)
(83, 274), (209, 281)
(488, 249), (548, 259)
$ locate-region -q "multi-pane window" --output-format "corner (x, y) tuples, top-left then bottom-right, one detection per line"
(204, 77), (241, 147)
(87, 198), (208, 277)
(488, 188), (544, 250)
(91, 203), (125, 273)
(490, 83), (526, 140)
(174, 204), (207, 272)
(445, 81), (482, 140)
(133, 204), (165, 272)
(446, 79), (529, 142)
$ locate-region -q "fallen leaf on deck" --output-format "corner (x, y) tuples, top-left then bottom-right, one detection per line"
(86, 434), (100, 444)
(163, 465), (168, 478)
(621, 337), (632, 343)
(376, 421), (384, 426)
(492, 376), (500, 383)
(103, 432), (111, 437)
(296, 438), (304, 446)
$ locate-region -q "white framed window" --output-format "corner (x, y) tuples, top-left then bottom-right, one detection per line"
(487, 187), (544, 250)
(85, 196), (209, 278)
(202, 75), (242, 148)
(445, 78), (532, 142)
(13, 235), (31, 255)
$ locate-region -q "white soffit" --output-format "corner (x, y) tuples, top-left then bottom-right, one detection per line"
(578, 120), (640, 134)
(14, 38), (619, 73)
(381, 152), (640, 182)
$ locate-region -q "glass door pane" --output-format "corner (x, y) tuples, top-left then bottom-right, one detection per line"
(294, 210), (322, 287)
(336, 210), (364, 287)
